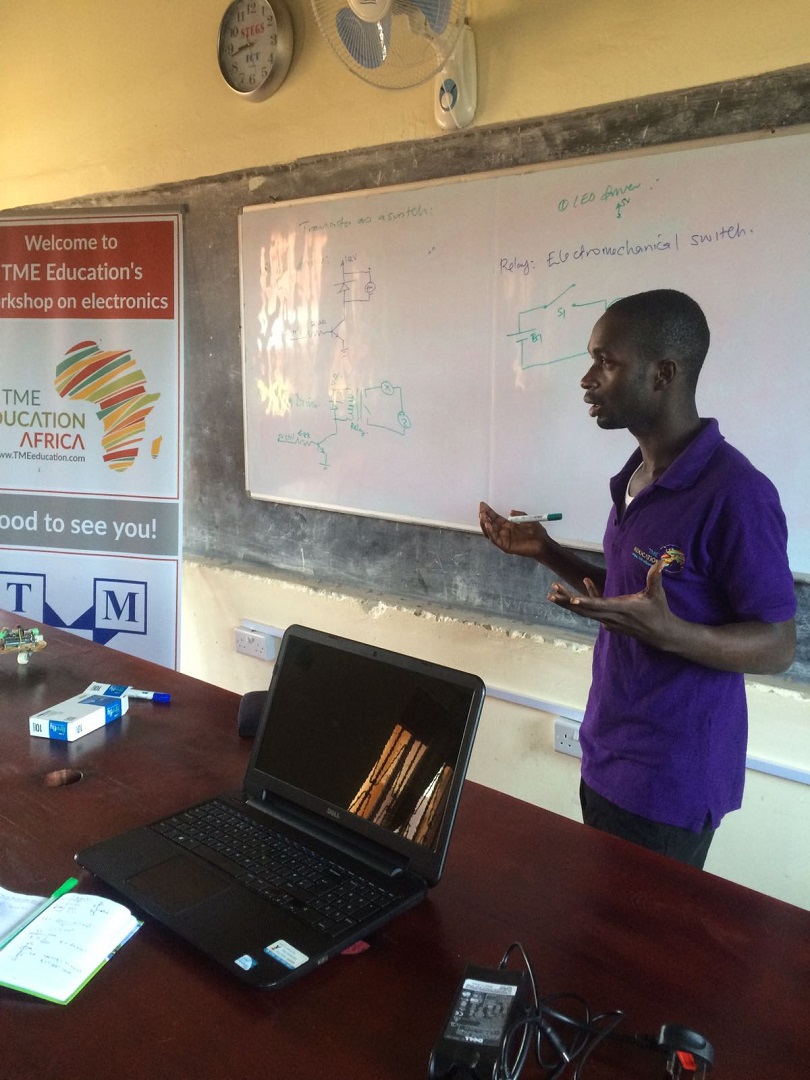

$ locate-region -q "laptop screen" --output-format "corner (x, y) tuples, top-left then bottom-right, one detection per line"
(244, 625), (485, 884)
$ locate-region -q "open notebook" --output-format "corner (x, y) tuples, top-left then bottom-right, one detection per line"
(76, 624), (485, 987)
(0, 884), (140, 1004)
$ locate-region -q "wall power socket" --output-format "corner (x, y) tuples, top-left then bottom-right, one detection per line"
(554, 716), (583, 759)
(233, 624), (277, 661)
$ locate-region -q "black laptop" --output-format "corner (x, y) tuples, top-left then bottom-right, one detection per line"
(76, 624), (485, 988)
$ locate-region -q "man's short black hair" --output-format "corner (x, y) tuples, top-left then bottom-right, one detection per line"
(607, 289), (710, 387)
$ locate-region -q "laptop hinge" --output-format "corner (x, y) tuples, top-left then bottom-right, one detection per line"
(246, 794), (409, 879)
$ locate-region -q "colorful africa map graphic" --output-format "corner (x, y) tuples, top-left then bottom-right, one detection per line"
(54, 340), (160, 472)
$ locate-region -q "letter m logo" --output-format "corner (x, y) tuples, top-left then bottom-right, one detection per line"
(93, 578), (147, 635)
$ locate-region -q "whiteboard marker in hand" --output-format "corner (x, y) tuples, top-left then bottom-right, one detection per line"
(507, 513), (563, 523)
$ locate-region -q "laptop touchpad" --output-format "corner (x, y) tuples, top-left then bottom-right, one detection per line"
(127, 855), (231, 913)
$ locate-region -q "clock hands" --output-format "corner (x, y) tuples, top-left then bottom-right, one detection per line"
(231, 37), (257, 56)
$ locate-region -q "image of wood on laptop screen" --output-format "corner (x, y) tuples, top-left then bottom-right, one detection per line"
(253, 640), (471, 849)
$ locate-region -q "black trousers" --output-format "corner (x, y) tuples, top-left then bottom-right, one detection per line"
(580, 779), (715, 869)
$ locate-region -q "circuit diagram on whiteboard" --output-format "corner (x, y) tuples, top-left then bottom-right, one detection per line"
(256, 255), (411, 470)
(507, 285), (613, 370)
(337, 258), (376, 305)
(273, 375), (410, 471)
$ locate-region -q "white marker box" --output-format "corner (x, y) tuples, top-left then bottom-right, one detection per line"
(29, 689), (129, 742)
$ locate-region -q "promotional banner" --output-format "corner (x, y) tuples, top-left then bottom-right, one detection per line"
(0, 213), (183, 667)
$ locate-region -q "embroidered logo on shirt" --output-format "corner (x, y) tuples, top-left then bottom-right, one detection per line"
(632, 544), (685, 574)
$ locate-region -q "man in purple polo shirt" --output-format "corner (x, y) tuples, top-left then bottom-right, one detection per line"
(479, 289), (796, 868)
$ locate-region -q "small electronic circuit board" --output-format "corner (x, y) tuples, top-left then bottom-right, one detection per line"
(0, 625), (47, 664)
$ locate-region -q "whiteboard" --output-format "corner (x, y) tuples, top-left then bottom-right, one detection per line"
(239, 131), (810, 572)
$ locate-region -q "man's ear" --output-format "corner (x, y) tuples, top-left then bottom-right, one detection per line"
(654, 358), (677, 389)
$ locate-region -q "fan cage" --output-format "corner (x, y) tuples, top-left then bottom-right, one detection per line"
(312, 0), (466, 90)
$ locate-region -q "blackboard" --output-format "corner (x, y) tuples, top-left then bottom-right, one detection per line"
(21, 64), (810, 681)
(239, 132), (810, 571)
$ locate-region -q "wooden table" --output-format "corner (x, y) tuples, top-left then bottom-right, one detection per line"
(2, 612), (809, 1078)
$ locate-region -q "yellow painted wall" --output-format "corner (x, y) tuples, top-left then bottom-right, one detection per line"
(2, 0), (810, 209)
(2, 1), (809, 907)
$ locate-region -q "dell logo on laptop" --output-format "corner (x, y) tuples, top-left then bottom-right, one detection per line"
(326, 808), (341, 821)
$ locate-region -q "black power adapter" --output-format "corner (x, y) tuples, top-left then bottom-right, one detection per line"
(428, 946), (715, 1080)
(428, 963), (534, 1080)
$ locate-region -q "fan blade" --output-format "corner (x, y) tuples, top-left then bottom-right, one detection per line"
(336, 7), (392, 69)
(408, 0), (451, 35)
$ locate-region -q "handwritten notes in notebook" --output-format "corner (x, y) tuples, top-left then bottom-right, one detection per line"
(0, 886), (140, 1004)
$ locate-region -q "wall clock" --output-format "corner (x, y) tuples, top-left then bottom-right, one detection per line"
(217, 0), (294, 101)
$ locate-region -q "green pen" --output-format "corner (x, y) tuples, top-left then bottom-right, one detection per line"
(0, 876), (79, 950)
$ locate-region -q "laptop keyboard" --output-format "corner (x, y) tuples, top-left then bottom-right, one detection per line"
(152, 799), (400, 937)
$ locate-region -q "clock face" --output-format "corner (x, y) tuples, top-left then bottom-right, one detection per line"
(218, 0), (293, 99)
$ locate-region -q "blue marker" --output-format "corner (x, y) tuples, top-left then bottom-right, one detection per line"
(84, 682), (171, 704)
(128, 688), (172, 703)
(507, 512), (563, 523)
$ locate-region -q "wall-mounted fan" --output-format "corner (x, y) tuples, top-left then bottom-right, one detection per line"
(310, 0), (476, 127)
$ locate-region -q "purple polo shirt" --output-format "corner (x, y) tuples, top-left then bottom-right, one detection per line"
(580, 419), (796, 832)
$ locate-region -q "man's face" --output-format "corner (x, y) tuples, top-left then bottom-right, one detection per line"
(581, 312), (659, 432)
